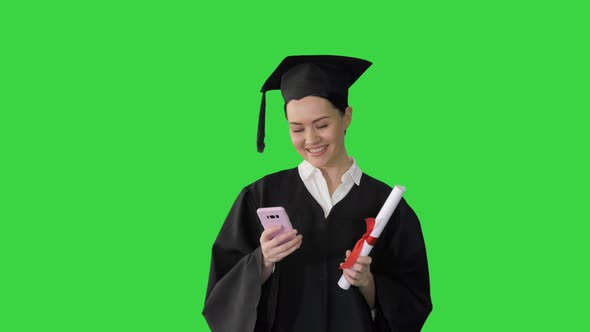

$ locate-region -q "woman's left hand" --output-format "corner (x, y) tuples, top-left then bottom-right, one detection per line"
(340, 250), (373, 288)
(341, 250), (376, 308)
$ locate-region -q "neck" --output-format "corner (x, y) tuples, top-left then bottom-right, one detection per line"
(318, 155), (353, 189)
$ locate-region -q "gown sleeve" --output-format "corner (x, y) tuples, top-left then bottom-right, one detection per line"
(202, 187), (278, 332)
(372, 199), (433, 332)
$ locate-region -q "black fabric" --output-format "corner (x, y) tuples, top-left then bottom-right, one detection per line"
(257, 91), (267, 153)
(203, 168), (432, 332)
(260, 55), (372, 97)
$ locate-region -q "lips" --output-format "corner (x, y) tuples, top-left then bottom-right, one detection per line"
(306, 145), (328, 154)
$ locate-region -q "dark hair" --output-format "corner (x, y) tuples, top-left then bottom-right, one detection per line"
(283, 92), (348, 117)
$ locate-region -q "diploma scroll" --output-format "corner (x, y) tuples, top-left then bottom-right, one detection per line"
(337, 185), (406, 290)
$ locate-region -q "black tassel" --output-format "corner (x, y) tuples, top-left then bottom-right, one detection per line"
(257, 91), (266, 153)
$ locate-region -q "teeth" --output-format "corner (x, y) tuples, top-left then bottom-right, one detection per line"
(307, 145), (327, 153)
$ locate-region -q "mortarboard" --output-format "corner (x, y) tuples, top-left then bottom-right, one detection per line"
(257, 55), (372, 152)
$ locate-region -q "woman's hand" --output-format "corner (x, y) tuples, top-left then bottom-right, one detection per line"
(260, 226), (302, 282)
(340, 250), (375, 308)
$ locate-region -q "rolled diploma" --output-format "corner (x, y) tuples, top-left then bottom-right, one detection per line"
(337, 185), (406, 290)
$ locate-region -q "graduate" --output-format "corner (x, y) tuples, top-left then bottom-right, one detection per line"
(203, 55), (432, 332)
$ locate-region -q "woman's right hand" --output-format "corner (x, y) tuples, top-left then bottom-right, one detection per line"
(260, 226), (303, 279)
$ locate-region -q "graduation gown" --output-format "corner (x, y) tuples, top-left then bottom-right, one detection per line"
(203, 168), (432, 332)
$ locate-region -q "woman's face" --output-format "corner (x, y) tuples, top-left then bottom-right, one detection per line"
(286, 96), (352, 170)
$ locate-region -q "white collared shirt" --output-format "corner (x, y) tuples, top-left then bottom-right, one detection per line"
(297, 158), (363, 218)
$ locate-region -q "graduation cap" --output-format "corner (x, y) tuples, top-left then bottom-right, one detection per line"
(257, 55), (372, 152)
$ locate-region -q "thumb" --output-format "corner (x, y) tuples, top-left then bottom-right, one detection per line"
(345, 250), (351, 258)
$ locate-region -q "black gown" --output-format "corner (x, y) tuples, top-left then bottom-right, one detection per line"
(203, 168), (432, 332)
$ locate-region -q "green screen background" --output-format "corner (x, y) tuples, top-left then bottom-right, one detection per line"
(1, 1), (588, 331)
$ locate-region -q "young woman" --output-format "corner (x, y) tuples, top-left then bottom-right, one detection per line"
(203, 55), (432, 332)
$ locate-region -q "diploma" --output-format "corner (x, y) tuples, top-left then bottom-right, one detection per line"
(338, 185), (406, 290)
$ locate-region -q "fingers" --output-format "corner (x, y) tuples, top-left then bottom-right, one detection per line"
(340, 251), (373, 287)
(342, 267), (363, 283)
(271, 235), (302, 262)
(355, 255), (372, 266)
(342, 272), (355, 285)
(264, 235), (302, 263)
(270, 229), (298, 247)
(261, 228), (297, 247)
(342, 265), (372, 287)
(342, 263), (369, 278)
(343, 269), (361, 281)
(342, 250), (372, 269)
(342, 269), (372, 288)
(260, 225), (283, 242)
(261, 229), (302, 264)
(274, 233), (302, 252)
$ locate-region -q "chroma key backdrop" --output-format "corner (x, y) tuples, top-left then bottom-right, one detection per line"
(1, 1), (588, 331)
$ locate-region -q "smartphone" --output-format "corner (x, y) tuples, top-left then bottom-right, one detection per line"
(256, 207), (294, 237)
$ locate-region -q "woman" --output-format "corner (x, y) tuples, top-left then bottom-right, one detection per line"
(203, 55), (432, 332)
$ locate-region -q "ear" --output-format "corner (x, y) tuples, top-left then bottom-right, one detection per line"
(343, 106), (353, 129)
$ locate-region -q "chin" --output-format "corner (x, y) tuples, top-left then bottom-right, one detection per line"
(306, 157), (330, 169)
(307, 160), (323, 168)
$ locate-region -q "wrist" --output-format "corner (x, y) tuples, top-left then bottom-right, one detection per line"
(263, 260), (275, 270)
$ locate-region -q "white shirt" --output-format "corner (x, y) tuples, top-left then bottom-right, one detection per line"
(297, 158), (363, 218)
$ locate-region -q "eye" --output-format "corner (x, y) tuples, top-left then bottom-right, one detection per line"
(291, 128), (304, 133)
(317, 124), (328, 129)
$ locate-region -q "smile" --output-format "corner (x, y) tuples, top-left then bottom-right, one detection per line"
(306, 145), (328, 153)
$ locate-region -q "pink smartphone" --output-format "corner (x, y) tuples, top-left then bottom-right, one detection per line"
(256, 207), (293, 237)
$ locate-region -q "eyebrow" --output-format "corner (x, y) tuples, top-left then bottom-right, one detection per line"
(288, 116), (331, 125)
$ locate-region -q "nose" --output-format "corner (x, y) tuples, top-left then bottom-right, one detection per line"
(305, 128), (320, 145)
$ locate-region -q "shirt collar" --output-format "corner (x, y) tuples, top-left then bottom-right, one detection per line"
(298, 158), (363, 185)
(346, 158), (363, 186)
(298, 159), (317, 180)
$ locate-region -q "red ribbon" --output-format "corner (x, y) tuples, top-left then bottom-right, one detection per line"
(339, 217), (378, 270)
